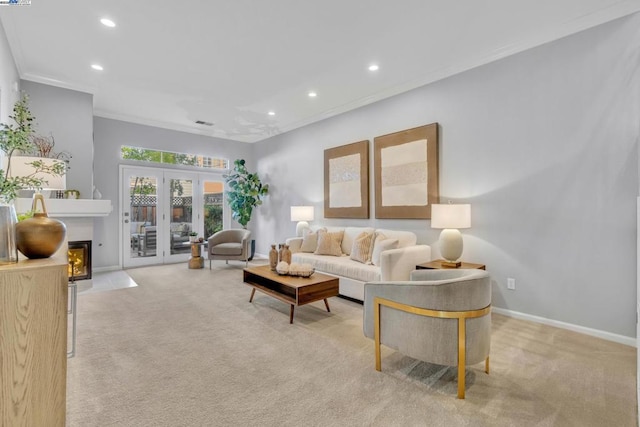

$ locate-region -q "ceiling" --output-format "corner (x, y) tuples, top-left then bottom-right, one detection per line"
(1, 1), (639, 143)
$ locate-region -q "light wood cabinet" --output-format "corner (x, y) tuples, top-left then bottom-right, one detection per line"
(0, 255), (68, 426)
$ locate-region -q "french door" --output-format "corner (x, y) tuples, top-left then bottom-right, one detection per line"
(121, 166), (228, 268)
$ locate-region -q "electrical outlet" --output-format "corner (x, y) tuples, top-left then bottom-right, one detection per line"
(507, 278), (516, 290)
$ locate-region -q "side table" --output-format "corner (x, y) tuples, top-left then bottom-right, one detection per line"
(416, 259), (486, 270)
(188, 241), (206, 269)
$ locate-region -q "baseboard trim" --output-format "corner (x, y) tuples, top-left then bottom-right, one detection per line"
(93, 265), (121, 273)
(492, 307), (635, 347)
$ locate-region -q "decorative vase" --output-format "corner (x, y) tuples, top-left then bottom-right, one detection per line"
(282, 244), (291, 264)
(278, 243), (284, 263)
(0, 200), (18, 264)
(15, 193), (66, 259)
(269, 244), (278, 271)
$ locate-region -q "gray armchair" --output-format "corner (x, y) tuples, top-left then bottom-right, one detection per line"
(207, 229), (251, 268)
(363, 269), (491, 399)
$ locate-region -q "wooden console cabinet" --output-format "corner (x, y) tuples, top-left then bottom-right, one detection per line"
(0, 256), (68, 426)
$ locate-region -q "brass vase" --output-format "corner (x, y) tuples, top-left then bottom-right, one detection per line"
(16, 193), (66, 259)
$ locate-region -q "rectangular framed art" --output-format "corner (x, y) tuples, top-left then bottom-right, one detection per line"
(324, 140), (369, 218)
(374, 123), (439, 219)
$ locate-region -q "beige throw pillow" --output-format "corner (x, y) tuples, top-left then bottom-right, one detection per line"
(314, 229), (344, 257)
(350, 231), (375, 264)
(371, 236), (399, 266)
(300, 228), (326, 253)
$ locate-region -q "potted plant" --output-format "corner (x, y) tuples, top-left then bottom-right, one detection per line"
(189, 231), (198, 243)
(0, 94), (66, 263)
(224, 159), (269, 260)
(0, 94), (66, 202)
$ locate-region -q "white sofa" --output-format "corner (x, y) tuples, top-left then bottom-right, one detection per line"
(286, 227), (431, 301)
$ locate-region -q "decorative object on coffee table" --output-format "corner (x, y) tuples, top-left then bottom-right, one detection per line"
(430, 203), (471, 267)
(374, 123), (439, 219)
(281, 244), (291, 264)
(269, 244), (278, 270)
(16, 193), (66, 259)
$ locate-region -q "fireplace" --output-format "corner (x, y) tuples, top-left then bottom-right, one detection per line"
(68, 240), (92, 281)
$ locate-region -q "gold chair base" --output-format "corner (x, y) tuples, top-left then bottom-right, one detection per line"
(374, 297), (491, 399)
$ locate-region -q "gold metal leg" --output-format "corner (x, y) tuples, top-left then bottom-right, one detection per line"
(457, 318), (466, 399)
(374, 300), (381, 371)
(289, 305), (294, 324)
(323, 298), (331, 312)
(249, 288), (256, 303)
(485, 356), (490, 374)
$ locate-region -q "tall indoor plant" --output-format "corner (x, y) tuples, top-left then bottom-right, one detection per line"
(224, 159), (269, 259)
(0, 94), (66, 263)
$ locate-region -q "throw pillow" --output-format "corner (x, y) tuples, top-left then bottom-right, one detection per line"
(371, 236), (399, 266)
(314, 229), (344, 257)
(350, 231), (375, 264)
(300, 228), (326, 253)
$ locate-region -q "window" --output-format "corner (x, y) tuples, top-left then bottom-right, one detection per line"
(121, 146), (228, 170)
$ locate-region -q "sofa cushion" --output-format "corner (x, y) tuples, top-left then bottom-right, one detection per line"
(292, 252), (381, 283)
(350, 231), (375, 264)
(341, 227), (375, 255)
(210, 242), (243, 256)
(371, 236), (399, 266)
(300, 227), (326, 252)
(315, 230), (344, 256)
(374, 228), (416, 248)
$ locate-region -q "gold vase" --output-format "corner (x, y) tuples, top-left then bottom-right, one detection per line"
(16, 193), (66, 259)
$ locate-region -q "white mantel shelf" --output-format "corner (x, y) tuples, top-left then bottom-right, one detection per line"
(16, 198), (113, 217)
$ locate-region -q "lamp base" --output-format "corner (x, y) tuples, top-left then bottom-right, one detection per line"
(441, 260), (462, 268)
(295, 221), (310, 237)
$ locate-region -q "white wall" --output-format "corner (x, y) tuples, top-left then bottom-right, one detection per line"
(0, 20), (19, 128)
(21, 81), (94, 198)
(253, 14), (640, 338)
(92, 117), (254, 268)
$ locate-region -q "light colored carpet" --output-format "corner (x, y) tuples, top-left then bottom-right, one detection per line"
(66, 262), (637, 426)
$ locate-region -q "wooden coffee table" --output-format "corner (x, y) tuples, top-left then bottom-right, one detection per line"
(243, 265), (339, 323)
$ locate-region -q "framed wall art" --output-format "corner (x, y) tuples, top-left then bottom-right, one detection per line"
(324, 140), (369, 218)
(374, 123), (439, 219)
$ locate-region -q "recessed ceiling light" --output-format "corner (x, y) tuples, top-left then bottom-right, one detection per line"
(268, 111), (275, 116)
(100, 18), (116, 28)
(308, 91), (317, 98)
(91, 64), (104, 71)
(368, 64), (379, 71)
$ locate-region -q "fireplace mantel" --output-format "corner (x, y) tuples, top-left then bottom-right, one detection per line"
(15, 198), (113, 217)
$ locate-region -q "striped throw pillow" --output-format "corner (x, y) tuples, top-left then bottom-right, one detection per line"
(350, 231), (374, 264)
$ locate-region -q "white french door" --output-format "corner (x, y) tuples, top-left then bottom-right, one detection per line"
(121, 166), (228, 268)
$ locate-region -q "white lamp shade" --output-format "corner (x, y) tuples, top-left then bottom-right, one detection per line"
(3, 156), (66, 190)
(290, 206), (314, 222)
(430, 204), (471, 229)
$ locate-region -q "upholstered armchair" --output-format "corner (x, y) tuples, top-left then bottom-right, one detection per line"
(363, 269), (491, 398)
(207, 229), (251, 268)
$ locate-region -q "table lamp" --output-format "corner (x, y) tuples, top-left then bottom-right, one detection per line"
(430, 203), (471, 267)
(290, 206), (314, 237)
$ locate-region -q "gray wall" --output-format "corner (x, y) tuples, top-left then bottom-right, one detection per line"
(0, 20), (19, 128)
(93, 117), (254, 268)
(21, 81), (94, 198)
(253, 14), (640, 338)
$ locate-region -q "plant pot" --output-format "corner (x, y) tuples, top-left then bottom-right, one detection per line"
(248, 239), (256, 261)
(0, 202), (18, 264)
